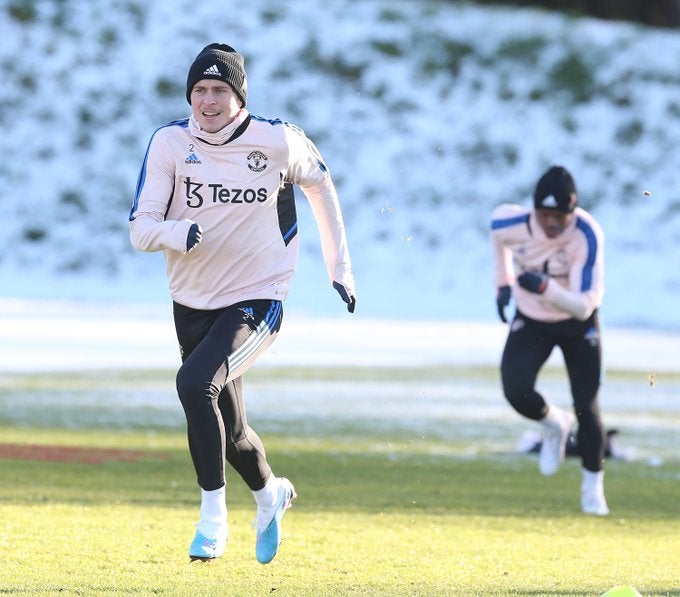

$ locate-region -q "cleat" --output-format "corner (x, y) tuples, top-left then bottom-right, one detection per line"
(254, 477), (296, 564)
(189, 520), (228, 561)
(539, 409), (575, 476)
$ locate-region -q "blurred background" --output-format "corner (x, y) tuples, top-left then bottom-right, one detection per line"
(2, 0), (679, 329)
(473, 0), (680, 27)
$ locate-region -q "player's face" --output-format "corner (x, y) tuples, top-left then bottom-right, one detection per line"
(190, 80), (241, 133)
(536, 208), (574, 238)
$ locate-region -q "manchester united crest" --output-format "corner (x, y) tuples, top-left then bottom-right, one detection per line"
(247, 150), (268, 172)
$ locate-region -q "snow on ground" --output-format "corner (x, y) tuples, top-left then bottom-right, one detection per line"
(2, 298), (677, 463)
(1, 298), (677, 373)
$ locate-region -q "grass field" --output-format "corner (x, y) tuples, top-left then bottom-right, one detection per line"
(0, 366), (678, 596)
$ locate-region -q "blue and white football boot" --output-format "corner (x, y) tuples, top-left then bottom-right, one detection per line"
(189, 520), (228, 562)
(254, 477), (296, 564)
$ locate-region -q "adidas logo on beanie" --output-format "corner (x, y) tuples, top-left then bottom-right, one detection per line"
(186, 43), (248, 107)
(534, 166), (578, 213)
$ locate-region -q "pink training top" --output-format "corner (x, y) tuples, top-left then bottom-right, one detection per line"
(490, 203), (605, 322)
(129, 110), (355, 310)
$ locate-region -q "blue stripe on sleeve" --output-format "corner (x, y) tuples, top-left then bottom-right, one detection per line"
(128, 119), (189, 221)
(576, 217), (598, 291)
(490, 213), (530, 230)
(251, 114), (328, 172)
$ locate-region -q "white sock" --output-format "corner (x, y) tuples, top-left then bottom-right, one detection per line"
(541, 404), (564, 429)
(253, 475), (279, 510)
(200, 485), (227, 523)
(582, 468), (604, 490)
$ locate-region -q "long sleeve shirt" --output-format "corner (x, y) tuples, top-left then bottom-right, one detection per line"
(129, 110), (355, 310)
(490, 204), (604, 322)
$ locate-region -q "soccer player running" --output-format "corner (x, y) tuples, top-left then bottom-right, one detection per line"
(489, 165), (609, 516)
(129, 43), (356, 562)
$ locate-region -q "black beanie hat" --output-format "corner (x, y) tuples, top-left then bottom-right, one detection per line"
(534, 166), (577, 213)
(186, 43), (248, 107)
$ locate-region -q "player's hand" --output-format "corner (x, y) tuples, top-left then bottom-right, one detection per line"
(517, 271), (548, 294)
(333, 281), (356, 313)
(186, 223), (203, 252)
(496, 285), (511, 322)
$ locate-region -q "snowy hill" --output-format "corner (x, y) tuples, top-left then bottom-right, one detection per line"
(2, 1), (679, 329)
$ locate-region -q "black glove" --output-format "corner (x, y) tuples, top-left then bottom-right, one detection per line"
(517, 271), (548, 294)
(186, 223), (202, 252)
(333, 281), (356, 313)
(496, 285), (511, 323)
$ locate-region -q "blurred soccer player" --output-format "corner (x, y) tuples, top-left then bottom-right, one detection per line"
(490, 165), (609, 515)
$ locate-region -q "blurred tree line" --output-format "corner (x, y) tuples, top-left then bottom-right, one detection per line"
(467, 0), (680, 28)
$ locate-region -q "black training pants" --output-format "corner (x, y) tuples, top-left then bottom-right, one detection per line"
(173, 299), (282, 491)
(500, 309), (606, 472)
